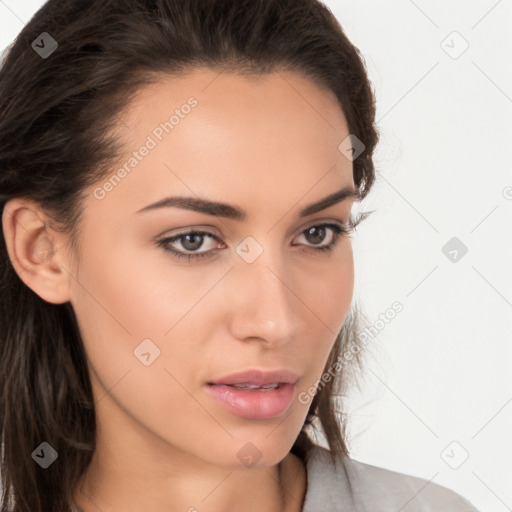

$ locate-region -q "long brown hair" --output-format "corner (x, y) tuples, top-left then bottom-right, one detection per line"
(0, 0), (379, 510)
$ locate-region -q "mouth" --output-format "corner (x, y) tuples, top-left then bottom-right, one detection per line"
(207, 382), (283, 390)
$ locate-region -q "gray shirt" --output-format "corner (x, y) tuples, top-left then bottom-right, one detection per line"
(302, 443), (480, 511)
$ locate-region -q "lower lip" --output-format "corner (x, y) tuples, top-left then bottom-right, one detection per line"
(205, 383), (296, 420)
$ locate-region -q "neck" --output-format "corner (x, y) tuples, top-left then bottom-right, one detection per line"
(72, 450), (307, 512)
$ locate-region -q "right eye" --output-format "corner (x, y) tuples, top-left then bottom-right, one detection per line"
(156, 230), (224, 262)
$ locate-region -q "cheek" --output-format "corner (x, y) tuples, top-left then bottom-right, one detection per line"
(288, 247), (354, 386)
(72, 238), (226, 342)
(308, 245), (354, 329)
(70, 238), (231, 392)
(70, 248), (223, 443)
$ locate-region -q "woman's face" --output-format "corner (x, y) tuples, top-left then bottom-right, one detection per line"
(67, 68), (355, 470)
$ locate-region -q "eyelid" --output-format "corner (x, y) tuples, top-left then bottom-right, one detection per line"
(156, 217), (350, 244)
(152, 224), (222, 243)
(169, 210), (367, 242)
(299, 216), (348, 231)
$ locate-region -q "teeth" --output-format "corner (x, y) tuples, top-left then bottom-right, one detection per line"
(230, 382), (280, 390)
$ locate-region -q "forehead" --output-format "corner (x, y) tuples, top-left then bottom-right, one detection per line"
(86, 68), (354, 222)
(118, 67), (350, 153)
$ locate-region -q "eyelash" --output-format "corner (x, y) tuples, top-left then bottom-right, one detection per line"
(156, 216), (364, 263)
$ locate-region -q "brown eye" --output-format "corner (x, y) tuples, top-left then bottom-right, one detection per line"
(293, 223), (348, 254)
(157, 231), (222, 262)
(303, 225), (330, 245)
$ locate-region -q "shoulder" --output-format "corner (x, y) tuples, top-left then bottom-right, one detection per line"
(302, 444), (480, 512)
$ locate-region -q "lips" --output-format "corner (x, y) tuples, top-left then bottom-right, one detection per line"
(208, 368), (299, 387)
(205, 381), (297, 419)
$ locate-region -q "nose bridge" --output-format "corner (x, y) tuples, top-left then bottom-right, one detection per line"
(229, 237), (302, 343)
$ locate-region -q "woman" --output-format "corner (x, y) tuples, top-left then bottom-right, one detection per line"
(0, 0), (480, 510)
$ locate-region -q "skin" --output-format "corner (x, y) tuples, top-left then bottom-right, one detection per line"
(2, 68), (356, 512)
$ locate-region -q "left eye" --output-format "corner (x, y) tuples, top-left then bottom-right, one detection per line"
(293, 224), (341, 248)
(156, 222), (350, 262)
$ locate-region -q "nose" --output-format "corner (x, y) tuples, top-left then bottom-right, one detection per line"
(227, 243), (305, 347)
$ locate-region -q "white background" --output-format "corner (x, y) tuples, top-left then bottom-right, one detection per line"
(1, 1), (511, 511)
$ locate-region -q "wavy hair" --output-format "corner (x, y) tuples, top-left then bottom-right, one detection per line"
(0, 0), (379, 510)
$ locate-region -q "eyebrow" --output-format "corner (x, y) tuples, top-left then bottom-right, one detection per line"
(135, 185), (359, 221)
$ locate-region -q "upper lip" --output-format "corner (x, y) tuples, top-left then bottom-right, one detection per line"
(208, 368), (299, 386)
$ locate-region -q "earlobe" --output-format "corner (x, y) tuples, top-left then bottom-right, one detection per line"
(2, 198), (72, 304)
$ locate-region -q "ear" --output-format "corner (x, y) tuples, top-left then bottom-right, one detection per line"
(2, 198), (73, 304)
